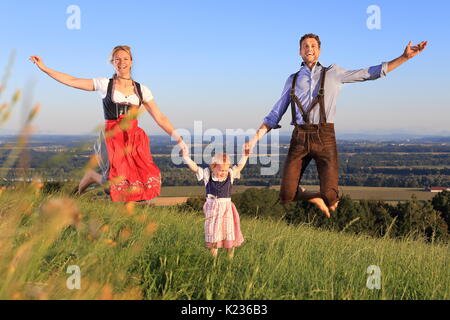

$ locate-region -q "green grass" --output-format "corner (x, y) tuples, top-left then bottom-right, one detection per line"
(137, 207), (449, 300)
(1, 188), (448, 300)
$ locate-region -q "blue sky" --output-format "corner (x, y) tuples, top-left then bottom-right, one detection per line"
(1, 0), (449, 135)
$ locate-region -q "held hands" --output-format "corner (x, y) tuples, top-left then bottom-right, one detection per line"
(243, 141), (255, 156)
(178, 140), (199, 173)
(243, 143), (251, 157)
(402, 41), (428, 60)
(29, 56), (47, 72)
(178, 139), (190, 158)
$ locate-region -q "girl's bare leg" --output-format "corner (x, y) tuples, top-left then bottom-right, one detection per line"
(210, 248), (218, 258)
(227, 248), (235, 260)
(78, 170), (102, 194)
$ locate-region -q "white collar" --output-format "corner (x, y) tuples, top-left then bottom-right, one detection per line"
(300, 61), (323, 73)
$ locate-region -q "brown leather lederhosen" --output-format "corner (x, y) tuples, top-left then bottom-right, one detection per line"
(279, 67), (339, 207)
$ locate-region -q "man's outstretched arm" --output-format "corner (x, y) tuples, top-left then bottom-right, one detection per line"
(244, 75), (293, 154)
(387, 41), (428, 73)
(339, 40), (428, 83)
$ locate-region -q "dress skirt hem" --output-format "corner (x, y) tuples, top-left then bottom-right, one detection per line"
(203, 198), (244, 249)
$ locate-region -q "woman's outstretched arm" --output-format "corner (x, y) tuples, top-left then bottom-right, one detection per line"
(29, 56), (94, 91)
(143, 99), (187, 148)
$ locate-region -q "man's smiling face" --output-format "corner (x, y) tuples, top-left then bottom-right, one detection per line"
(300, 37), (321, 66)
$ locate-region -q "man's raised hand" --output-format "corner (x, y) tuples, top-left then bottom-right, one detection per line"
(403, 41), (428, 60)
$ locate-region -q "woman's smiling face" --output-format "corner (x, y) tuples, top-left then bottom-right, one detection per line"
(113, 50), (132, 77)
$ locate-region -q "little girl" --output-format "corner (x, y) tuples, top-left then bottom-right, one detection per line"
(182, 148), (249, 259)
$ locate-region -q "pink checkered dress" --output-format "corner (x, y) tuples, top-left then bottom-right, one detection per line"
(196, 167), (244, 249)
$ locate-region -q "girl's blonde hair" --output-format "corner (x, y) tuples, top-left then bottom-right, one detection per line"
(109, 45), (133, 64)
(210, 153), (231, 169)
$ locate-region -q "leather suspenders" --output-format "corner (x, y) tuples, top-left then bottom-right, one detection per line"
(290, 66), (328, 125)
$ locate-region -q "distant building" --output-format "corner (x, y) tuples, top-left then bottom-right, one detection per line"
(425, 187), (450, 193)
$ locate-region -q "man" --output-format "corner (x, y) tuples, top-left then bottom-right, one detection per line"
(245, 34), (427, 217)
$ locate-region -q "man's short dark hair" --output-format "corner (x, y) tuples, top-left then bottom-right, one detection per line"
(300, 33), (321, 48)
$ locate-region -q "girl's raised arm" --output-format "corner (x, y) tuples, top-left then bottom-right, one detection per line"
(234, 145), (250, 174)
(29, 56), (94, 91)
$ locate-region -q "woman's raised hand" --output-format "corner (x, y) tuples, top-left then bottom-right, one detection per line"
(29, 56), (47, 72)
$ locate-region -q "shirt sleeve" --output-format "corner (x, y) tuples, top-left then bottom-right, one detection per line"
(141, 85), (154, 103)
(262, 74), (293, 129)
(335, 62), (388, 84)
(231, 166), (241, 184)
(93, 78), (109, 99)
(195, 167), (209, 185)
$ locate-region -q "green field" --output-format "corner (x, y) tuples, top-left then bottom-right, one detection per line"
(160, 185), (436, 202)
(1, 188), (448, 300)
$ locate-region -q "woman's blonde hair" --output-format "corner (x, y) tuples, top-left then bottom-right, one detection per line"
(109, 45), (133, 64)
(211, 153), (231, 169)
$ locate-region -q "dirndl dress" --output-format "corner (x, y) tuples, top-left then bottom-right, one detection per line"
(94, 77), (161, 202)
(197, 167), (244, 249)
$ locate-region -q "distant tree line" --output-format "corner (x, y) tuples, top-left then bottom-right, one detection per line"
(337, 143), (450, 153)
(2, 142), (450, 189)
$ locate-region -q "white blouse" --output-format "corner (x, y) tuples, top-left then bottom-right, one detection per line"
(93, 77), (154, 105)
(196, 166), (241, 186)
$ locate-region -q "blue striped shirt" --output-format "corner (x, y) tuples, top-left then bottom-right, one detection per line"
(263, 61), (389, 128)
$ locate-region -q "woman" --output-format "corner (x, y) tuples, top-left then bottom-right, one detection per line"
(30, 45), (187, 202)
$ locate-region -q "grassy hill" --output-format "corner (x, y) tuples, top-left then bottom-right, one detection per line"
(0, 188), (448, 300)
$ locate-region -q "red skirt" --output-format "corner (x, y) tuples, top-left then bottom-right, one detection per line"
(104, 116), (161, 202)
